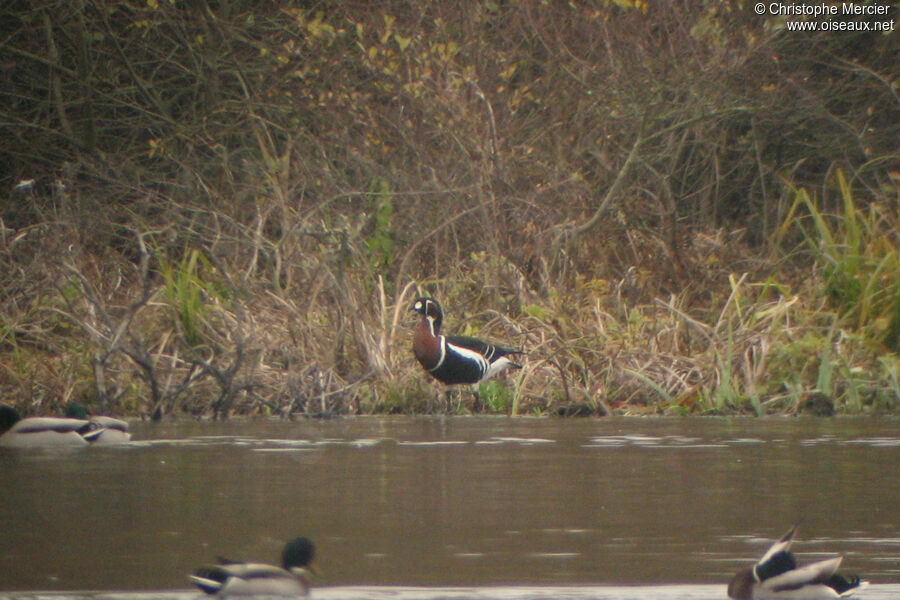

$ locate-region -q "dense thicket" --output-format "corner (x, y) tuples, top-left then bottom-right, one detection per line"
(1, 1), (897, 417)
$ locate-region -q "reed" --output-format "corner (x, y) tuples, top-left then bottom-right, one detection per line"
(782, 170), (900, 351)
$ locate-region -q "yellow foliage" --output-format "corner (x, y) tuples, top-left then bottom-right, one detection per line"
(147, 138), (166, 158)
(380, 14), (395, 44)
(305, 11), (335, 41)
(500, 64), (518, 81)
(394, 33), (412, 52)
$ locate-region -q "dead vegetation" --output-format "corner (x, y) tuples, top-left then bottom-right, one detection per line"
(0, 1), (897, 417)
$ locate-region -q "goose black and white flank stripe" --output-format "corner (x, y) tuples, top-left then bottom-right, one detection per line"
(411, 297), (523, 386)
(727, 526), (867, 600)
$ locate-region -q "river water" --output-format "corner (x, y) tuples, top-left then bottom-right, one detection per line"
(0, 416), (897, 599)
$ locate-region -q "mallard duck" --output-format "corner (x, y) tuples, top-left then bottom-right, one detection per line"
(0, 403), (131, 447)
(0, 404), (92, 447)
(82, 415), (131, 444)
(64, 402), (131, 445)
(728, 526), (868, 599)
(190, 536), (316, 597)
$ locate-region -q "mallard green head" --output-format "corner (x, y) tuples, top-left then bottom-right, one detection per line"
(282, 536), (315, 571)
(64, 402), (89, 419)
(0, 405), (22, 435)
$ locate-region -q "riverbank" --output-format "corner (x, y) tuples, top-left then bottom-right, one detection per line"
(1, 3), (897, 418)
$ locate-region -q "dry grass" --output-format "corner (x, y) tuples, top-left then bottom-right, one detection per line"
(0, 2), (897, 418)
(1, 215), (897, 418)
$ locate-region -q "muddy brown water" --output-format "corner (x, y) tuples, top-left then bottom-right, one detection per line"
(0, 416), (897, 599)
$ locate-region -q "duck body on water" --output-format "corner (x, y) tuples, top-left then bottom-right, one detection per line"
(190, 536), (316, 597)
(0, 403), (130, 447)
(727, 526), (867, 600)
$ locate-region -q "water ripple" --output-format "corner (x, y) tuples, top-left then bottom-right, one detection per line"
(583, 434), (900, 449)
